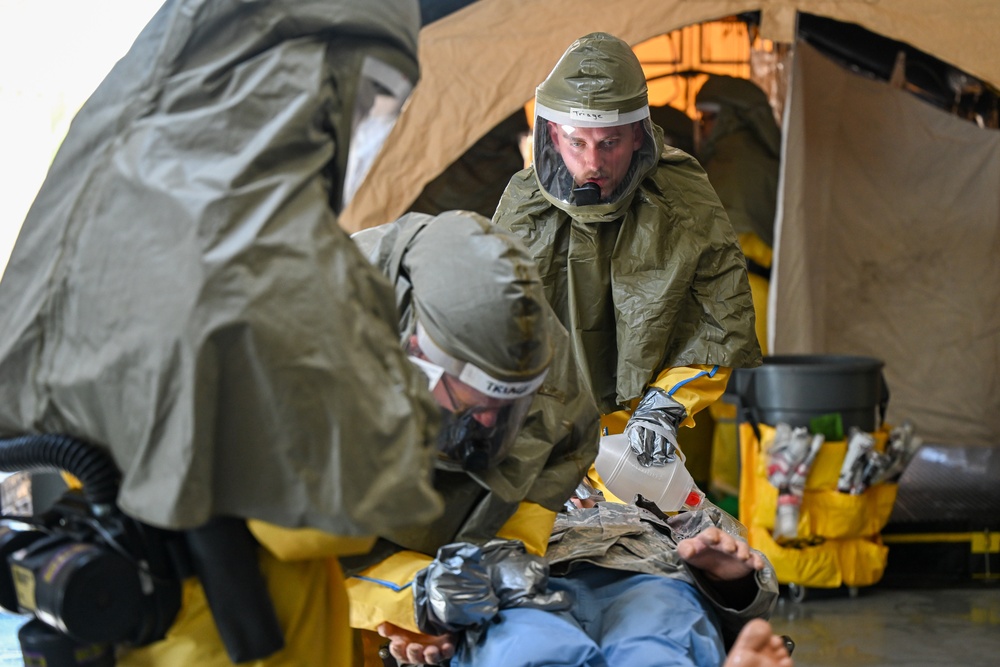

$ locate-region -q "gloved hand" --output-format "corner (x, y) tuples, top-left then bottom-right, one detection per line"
(480, 539), (570, 610)
(565, 477), (604, 510)
(624, 387), (687, 467)
(413, 539), (572, 636)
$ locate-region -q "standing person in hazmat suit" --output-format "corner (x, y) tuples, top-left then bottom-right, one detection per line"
(493, 32), (762, 496)
(0, 1), (445, 665)
(694, 74), (783, 506)
(344, 210), (600, 666)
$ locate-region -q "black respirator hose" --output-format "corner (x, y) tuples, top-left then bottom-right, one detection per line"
(0, 434), (119, 508)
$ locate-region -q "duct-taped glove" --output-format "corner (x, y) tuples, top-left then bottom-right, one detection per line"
(413, 539), (573, 636)
(624, 388), (687, 467)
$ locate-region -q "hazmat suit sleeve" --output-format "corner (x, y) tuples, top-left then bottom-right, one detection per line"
(600, 364), (731, 434)
(347, 551), (432, 633)
(651, 365), (732, 428)
(346, 500), (554, 632)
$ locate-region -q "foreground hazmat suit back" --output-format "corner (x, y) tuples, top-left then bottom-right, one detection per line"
(0, 1), (446, 665)
(0, 0), (444, 536)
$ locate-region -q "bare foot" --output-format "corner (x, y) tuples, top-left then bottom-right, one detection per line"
(377, 622), (456, 665)
(676, 526), (765, 582)
(724, 619), (794, 666)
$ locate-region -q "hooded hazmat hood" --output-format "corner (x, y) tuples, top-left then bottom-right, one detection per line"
(0, 0), (445, 535)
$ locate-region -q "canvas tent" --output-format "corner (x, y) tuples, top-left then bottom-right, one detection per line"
(344, 0), (1000, 233)
(776, 40), (999, 447)
(344, 0), (1000, 455)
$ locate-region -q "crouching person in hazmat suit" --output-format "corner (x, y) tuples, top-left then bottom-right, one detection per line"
(694, 75), (783, 504)
(345, 211), (601, 666)
(0, 1), (446, 665)
(347, 213), (790, 667)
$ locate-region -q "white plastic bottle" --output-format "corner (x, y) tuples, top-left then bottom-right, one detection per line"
(594, 433), (699, 511)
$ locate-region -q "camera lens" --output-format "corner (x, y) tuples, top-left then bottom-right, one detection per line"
(15, 538), (144, 643)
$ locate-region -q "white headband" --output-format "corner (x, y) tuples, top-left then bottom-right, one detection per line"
(535, 101), (650, 128)
(416, 322), (547, 400)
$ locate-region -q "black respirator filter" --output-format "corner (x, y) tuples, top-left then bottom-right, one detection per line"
(572, 181), (602, 205)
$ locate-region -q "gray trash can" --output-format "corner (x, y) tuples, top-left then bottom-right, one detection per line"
(726, 355), (888, 432)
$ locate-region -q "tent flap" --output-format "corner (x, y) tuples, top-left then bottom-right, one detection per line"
(773, 41), (1000, 447)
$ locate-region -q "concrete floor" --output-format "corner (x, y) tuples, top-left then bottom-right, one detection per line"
(1, 584), (997, 665)
(768, 583), (1000, 667)
(0, 614), (23, 667)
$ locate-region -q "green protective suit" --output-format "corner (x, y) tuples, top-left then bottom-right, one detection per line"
(0, 0), (445, 536)
(495, 34), (761, 416)
(696, 75), (782, 249)
(349, 212), (600, 559)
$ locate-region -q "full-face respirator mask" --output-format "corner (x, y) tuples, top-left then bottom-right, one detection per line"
(409, 324), (546, 473)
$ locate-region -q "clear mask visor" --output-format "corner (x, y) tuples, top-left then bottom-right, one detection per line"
(533, 103), (654, 207)
(342, 56), (414, 209)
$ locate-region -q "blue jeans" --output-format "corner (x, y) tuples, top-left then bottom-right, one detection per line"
(453, 566), (726, 667)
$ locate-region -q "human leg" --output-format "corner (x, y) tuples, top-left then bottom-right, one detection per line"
(450, 605), (606, 667)
(573, 567), (727, 667)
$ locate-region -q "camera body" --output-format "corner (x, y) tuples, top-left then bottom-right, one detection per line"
(0, 488), (182, 648)
(0, 434), (284, 666)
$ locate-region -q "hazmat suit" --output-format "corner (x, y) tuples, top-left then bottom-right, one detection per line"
(695, 74), (781, 355)
(695, 75), (782, 499)
(493, 33), (762, 490)
(345, 211), (600, 661)
(0, 1), (444, 664)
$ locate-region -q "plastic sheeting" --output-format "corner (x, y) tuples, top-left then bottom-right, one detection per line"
(772, 41), (1000, 447)
(0, 0), (445, 533)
